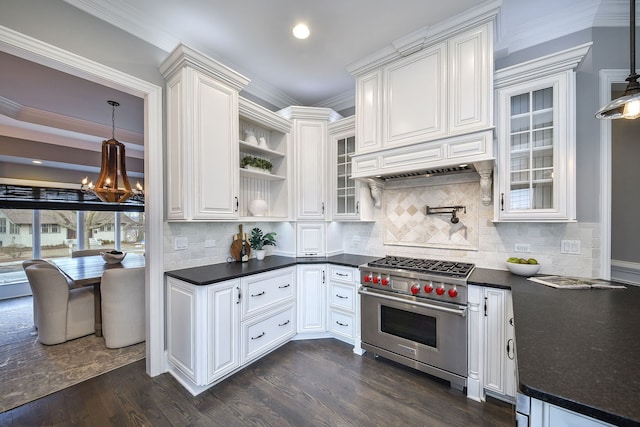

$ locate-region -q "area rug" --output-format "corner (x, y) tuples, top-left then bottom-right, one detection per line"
(0, 296), (145, 413)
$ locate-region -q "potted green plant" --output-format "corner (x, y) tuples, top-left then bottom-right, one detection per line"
(249, 227), (276, 260)
(240, 155), (273, 173)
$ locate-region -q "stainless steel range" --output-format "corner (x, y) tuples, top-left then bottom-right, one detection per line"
(358, 256), (475, 391)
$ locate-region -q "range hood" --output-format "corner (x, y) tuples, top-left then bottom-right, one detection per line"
(352, 130), (495, 205)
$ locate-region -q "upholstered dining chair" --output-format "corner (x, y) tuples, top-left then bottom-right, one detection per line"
(24, 263), (95, 345)
(71, 248), (115, 258)
(100, 267), (145, 348)
(22, 259), (58, 329)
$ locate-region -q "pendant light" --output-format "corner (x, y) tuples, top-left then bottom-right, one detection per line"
(81, 100), (143, 203)
(596, 0), (640, 119)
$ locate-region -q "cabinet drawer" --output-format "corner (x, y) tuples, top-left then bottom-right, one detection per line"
(328, 309), (355, 340)
(241, 268), (295, 319)
(329, 282), (355, 312)
(329, 266), (354, 283)
(242, 304), (295, 363)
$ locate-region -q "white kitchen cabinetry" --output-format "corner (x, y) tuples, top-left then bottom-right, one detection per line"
(296, 264), (327, 335)
(240, 267), (296, 363)
(484, 287), (516, 401)
(494, 43), (591, 222)
(352, 22), (492, 155)
(519, 395), (615, 427)
(238, 98), (293, 220)
(278, 106), (341, 220)
(328, 117), (375, 221)
(296, 222), (326, 257)
(327, 265), (359, 346)
(166, 277), (240, 394)
(161, 44), (250, 221)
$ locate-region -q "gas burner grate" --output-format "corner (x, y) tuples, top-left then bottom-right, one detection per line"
(368, 256), (475, 277)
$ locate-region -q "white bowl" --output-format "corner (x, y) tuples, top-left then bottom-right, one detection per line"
(101, 252), (126, 264)
(505, 262), (540, 277)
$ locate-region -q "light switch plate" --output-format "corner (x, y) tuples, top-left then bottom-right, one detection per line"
(174, 236), (188, 250)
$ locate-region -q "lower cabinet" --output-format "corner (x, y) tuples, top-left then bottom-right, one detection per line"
(484, 287), (516, 401)
(296, 263), (327, 334)
(327, 265), (359, 347)
(166, 267), (296, 396)
(166, 276), (241, 395)
(518, 394), (616, 427)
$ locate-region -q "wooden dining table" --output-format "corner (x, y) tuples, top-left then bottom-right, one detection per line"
(52, 253), (145, 337)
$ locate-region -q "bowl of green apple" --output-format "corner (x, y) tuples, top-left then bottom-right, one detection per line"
(506, 257), (540, 276)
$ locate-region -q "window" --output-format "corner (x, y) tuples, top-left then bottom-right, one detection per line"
(0, 218), (5, 233)
(10, 223), (20, 234)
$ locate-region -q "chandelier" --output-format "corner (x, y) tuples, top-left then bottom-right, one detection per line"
(81, 100), (143, 203)
(596, 0), (640, 119)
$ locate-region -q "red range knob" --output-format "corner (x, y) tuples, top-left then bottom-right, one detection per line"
(436, 286), (446, 296)
(410, 285), (420, 295)
(448, 287), (458, 298)
(381, 277), (390, 286)
(372, 275), (380, 284)
(424, 283), (434, 293)
(363, 274), (372, 283)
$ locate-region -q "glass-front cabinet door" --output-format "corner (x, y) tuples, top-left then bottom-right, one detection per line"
(336, 134), (357, 215)
(507, 87), (555, 212)
(493, 43), (590, 222)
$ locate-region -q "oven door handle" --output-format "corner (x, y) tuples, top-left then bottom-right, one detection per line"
(358, 287), (467, 317)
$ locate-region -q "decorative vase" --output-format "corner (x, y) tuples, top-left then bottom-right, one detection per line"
(249, 198), (268, 216)
(255, 249), (266, 260)
(244, 128), (258, 145)
(258, 137), (268, 149)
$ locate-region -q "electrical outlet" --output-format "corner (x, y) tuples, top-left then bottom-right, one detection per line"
(514, 243), (531, 253)
(352, 235), (361, 242)
(561, 240), (581, 254)
(174, 236), (188, 251)
(205, 239), (216, 248)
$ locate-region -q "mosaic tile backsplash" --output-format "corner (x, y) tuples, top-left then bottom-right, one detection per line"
(383, 180), (479, 250)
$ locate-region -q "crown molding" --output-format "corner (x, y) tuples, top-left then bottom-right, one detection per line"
(63, 0), (178, 52)
(0, 95), (144, 146)
(312, 89), (355, 112)
(277, 106), (342, 122)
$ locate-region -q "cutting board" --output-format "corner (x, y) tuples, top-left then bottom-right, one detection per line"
(230, 224), (250, 261)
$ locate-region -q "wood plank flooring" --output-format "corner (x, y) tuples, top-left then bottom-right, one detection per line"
(0, 338), (515, 426)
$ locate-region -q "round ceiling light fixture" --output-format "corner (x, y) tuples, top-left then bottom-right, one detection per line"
(292, 23), (310, 40)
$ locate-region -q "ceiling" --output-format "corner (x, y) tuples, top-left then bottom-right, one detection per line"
(0, 0), (629, 183)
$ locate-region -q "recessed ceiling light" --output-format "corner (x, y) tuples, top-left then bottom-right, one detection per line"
(292, 23), (310, 40)
(32, 160), (42, 164)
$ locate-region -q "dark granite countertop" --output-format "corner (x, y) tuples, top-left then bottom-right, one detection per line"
(470, 268), (640, 427)
(166, 259), (639, 425)
(165, 254), (379, 285)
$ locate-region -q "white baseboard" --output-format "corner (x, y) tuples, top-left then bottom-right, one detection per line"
(611, 259), (640, 286)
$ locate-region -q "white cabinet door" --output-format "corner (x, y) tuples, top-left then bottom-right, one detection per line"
(296, 222), (326, 257)
(161, 45), (248, 221)
(355, 69), (383, 153)
(484, 287), (516, 399)
(296, 264), (326, 334)
(383, 42), (447, 148)
(241, 267), (295, 319)
(207, 281), (240, 383)
(192, 71), (240, 219)
(328, 117), (375, 221)
(295, 119), (327, 219)
(166, 277), (197, 382)
(241, 303), (296, 364)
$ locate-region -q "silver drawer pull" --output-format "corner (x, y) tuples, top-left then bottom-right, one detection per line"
(251, 291), (265, 297)
(336, 272), (348, 277)
(336, 294), (348, 299)
(278, 284), (290, 289)
(251, 332), (265, 340)
(278, 320), (290, 327)
(336, 320), (349, 327)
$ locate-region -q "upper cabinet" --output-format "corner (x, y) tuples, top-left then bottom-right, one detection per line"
(494, 43), (591, 222)
(328, 117), (375, 221)
(278, 106), (341, 221)
(351, 21), (494, 156)
(161, 44), (250, 221)
(238, 98), (293, 220)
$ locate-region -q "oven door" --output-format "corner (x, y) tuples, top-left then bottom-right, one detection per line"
(359, 287), (467, 383)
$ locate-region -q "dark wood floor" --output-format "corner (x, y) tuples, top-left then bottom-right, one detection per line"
(0, 338), (515, 426)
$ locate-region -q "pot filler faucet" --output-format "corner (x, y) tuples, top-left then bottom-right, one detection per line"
(425, 205), (466, 223)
